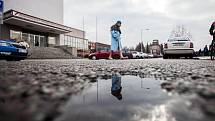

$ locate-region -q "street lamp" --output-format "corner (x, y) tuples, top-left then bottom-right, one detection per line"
(141, 29), (150, 52)
(82, 16), (85, 58)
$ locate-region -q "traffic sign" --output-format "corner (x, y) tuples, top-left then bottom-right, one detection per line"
(0, 0), (3, 24)
(0, 0), (3, 12)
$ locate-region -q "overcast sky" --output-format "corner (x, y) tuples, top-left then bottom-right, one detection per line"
(64, 0), (215, 50)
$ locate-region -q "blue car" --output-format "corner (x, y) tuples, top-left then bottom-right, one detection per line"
(0, 40), (28, 61)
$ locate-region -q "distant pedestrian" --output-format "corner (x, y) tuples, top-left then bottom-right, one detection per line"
(209, 21), (215, 41)
(203, 45), (209, 56)
(198, 49), (202, 56)
(209, 21), (215, 56)
(109, 21), (127, 59)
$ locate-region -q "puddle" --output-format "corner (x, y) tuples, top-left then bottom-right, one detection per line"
(56, 74), (213, 121)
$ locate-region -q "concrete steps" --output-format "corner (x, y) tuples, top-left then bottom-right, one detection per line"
(28, 47), (74, 59)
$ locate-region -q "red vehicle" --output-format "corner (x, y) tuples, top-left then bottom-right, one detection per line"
(88, 50), (133, 60)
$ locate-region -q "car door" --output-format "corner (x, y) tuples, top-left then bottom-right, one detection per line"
(100, 50), (110, 59)
(139, 52), (143, 58)
(112, 51), (120, 59)
(96, 51), (105, 59)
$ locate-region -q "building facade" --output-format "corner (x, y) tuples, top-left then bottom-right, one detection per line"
(150, 40), (161, 56)
(0, 0), (88, 53)
(4, 0), (63, 24)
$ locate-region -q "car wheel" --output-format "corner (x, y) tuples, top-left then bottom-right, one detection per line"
(6, 59), (13, 61)
(14, 58), (22, 61)
(163, 54), (168, 59)
(136, 56), (139, 59)
(6, 58), (14, 61)
(92, 56), (97, 60)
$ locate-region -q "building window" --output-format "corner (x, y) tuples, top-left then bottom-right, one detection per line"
(10, 30), (47, 47)
(63, 35), (89, 51)
(71, 37), (74, 47)
(22, 33), (29, 42)
(10, 30), (22, 41)
(48, 37), (56, 45)
(34, 35), (40, 47)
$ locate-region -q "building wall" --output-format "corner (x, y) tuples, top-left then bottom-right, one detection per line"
(4, 0), (63, 24)
(150, 45), (161, 55)
(64, 29), (85, 39)
(1, 24), (10, 39)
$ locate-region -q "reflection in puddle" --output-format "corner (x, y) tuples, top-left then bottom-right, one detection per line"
(111, 73), (122, 100)
(56, 74), (207, 121)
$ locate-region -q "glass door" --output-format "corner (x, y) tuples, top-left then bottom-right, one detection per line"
(29, 34), (34, 47)
(39, 36), (45, 47)
(34, 35), (40, 47)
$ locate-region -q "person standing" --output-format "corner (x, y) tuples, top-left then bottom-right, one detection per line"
(203, 45), (209, 56)
(210, 21), (215, 41)
(109, 21), (126, 59)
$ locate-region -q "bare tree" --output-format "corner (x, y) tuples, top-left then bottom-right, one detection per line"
(170, 25), (193, 40)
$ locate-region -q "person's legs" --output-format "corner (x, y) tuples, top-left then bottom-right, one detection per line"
(109, 34), (118, 59)
(109, 50), (113, 59)
(118, 38), (123, 58)
(211, 34), (215, 47)
(117, 37), (127, 59)
(213, 34), (215, 41)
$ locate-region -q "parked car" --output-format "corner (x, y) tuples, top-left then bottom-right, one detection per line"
(0, 40), (28, 61)
(147, 54), (154, 58)
(89, 50), (133, 60)
(131, 51), (139, 59)
(139, 52), (149, 58)
(131, 51), (149, 59)
(163, 37), (194, 59)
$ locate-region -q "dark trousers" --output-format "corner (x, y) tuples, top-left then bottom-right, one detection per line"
(213, 34), (215, 41)
(212, 34), (215, 45)
(211, 35), (215, 50)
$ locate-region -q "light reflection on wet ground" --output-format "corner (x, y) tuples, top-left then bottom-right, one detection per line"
(56, 75), (213, 121)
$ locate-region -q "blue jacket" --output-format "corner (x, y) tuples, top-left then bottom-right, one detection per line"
(111, 30), (122, 51)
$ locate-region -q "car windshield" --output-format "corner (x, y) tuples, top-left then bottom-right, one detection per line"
(0, 42), (8, 46)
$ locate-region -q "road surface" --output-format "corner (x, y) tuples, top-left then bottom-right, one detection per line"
(0, 59), (214, 121)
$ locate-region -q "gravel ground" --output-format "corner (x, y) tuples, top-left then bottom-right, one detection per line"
(0, 59), (215, 121)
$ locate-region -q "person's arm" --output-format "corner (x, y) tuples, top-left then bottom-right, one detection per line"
(209, 22), (215, 35)
(119, 29), (121, 34)
(111, 30), (120, 39)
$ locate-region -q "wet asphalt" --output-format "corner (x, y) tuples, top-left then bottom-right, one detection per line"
(0, 59), (215, 121)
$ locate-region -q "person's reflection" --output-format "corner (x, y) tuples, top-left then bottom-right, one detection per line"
(111, 72), (122, 100)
